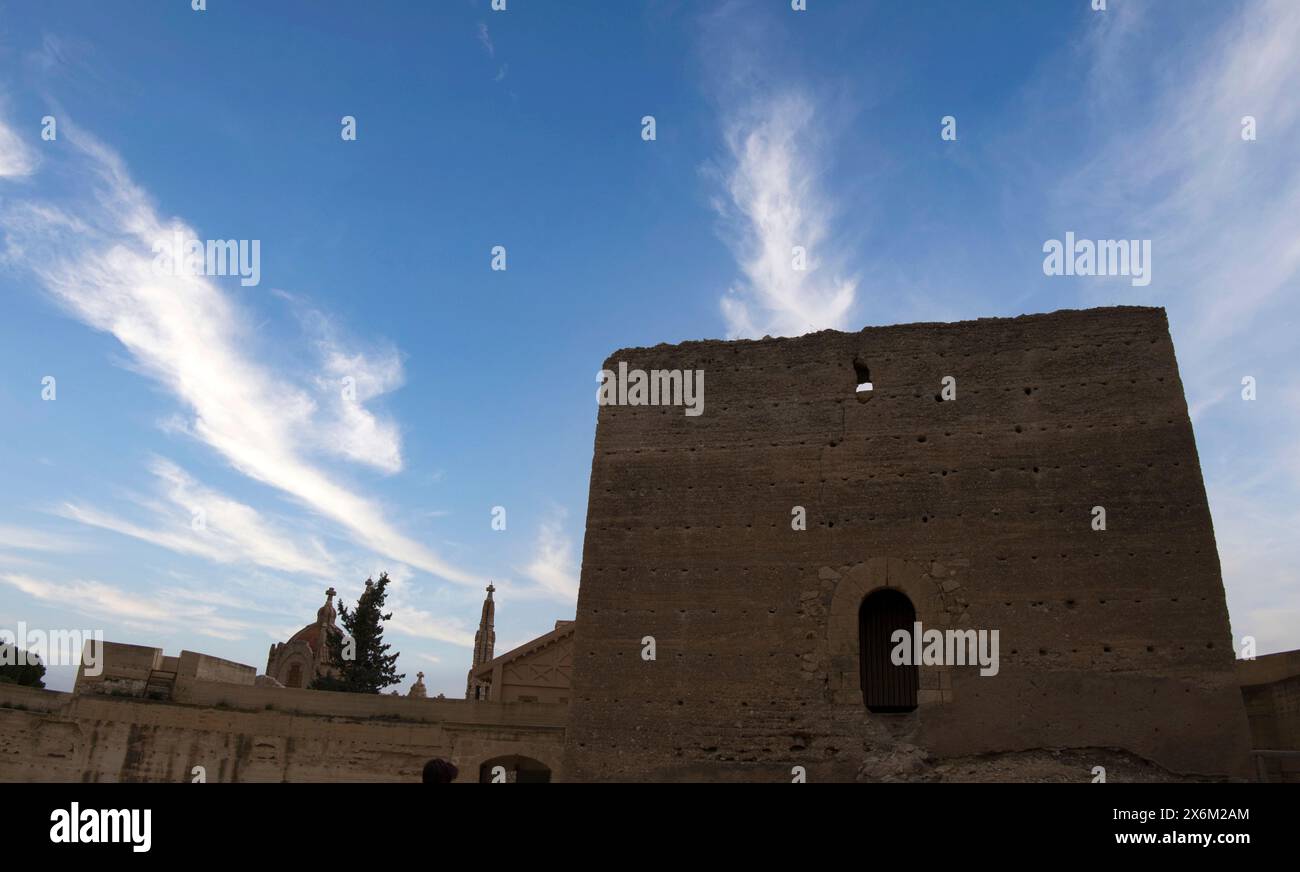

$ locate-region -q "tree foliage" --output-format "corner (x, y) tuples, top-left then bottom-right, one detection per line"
(311, 573), (404, 694)
(0, 644), (47, 688)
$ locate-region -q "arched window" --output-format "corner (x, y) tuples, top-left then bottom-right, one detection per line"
(478, 755), (552, 783)
(286, 662), (303, 688)
(858, 588), (918, 713)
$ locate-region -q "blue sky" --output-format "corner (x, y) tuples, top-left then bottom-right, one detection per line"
(0, 0), (1296, 695)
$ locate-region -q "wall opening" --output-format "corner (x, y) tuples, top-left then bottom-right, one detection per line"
(853, 355), (873, 396)
(422, 758), (459, 783)
(479, 755), (552, 783)
(286, 662), (303, 689)
(858, 588), (918, 713)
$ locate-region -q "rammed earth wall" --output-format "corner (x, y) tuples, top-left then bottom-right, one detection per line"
(562, 306), (1253, 782)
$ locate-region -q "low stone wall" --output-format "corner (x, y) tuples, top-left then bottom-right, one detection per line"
(177, 650), (256, 686)
(1239, 651), (1300, 782)
(0, 680), (566, 783)
(74, 642), (258, 698)
(168, 675), (561, 726)
(73, 641), (162, 696)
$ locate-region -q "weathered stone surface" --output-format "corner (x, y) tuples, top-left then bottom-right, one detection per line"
(0, 680), (566, 782)
(563, 307), (1254, 782)
(1237, 651), (1300, 782)
(856, 743), (931, 782)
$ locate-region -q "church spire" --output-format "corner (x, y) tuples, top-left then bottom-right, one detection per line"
(466, 583), (496, 700)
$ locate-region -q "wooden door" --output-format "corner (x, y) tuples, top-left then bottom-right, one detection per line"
(859, 588), (919, 712)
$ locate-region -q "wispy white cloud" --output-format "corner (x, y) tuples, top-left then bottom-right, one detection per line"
(3, 571), (171, 624)
(0, 116), (479, 586)
(58, 458), (337, 578)
(713, 92), (858, 339)
(0, 524), (83, 553)
(516, 508), (579, 603)
(0, 571), (274, 640)
(0, 113), (37, 178)
(476, 21), (495, 58)
(698, 0), (861, 341)
(385, 599), (476, 647)
(0, 552), (48, 570)
(1055, 0), (1300, 384)
(475, 21), (507, 82)
(0, 201), (87, 266)
(286, 294), (406, 473)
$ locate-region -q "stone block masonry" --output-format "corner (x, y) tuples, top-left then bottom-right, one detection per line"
(0, 680), (566, 782)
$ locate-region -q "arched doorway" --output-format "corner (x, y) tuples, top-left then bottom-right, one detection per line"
(858, 588), (918, 712)
(478, 755), (552, 783)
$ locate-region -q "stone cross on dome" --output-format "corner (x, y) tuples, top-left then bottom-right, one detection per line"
(408, 671), (428, 699)
(317, 587), (338, 626)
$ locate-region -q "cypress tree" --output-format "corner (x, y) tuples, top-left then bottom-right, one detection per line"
(312, 573), (404, 693)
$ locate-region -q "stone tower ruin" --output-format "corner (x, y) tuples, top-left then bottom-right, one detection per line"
(562, 306), (1253, 781)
